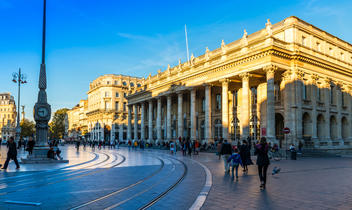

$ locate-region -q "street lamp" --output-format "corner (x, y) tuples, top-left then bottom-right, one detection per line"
(12, 68), (27, 142)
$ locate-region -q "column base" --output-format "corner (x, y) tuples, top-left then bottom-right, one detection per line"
(21, 147), (69, 164)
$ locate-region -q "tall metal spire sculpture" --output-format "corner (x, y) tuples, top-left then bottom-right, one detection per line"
(34, 0), (51, 147)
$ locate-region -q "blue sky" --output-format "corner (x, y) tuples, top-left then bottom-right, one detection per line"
(1, 0), (352, 121)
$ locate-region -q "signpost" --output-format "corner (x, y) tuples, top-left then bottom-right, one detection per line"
(283, 127), (290, 159)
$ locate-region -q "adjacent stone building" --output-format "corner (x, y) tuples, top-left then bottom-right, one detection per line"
(0, 93), (17, 140)
(67, 74), (143, 142)
(127, 17), (352, 150)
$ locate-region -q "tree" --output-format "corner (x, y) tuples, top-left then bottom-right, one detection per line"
(49, 108), (69, 139)
(20, 119), (35, 138)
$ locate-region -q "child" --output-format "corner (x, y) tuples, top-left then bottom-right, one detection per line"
(227, 148), (243, 180)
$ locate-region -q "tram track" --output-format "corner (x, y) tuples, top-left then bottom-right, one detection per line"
(70, 156), (165, 210)
(0, 151), (109, 187)
(0, 150), (99, 182)
(99, 156), (187, 210)
(0, 151), (126, 196)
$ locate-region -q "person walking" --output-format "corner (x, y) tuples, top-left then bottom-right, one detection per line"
(2, 137), (20, 170)
(227, 148), (243, 181)
(255, 137), (270, 190)
(239, 140), (251, 173)
(217, 140), (222, 160)
(26, 137), (35, 155)
(220, 139), (233, 174)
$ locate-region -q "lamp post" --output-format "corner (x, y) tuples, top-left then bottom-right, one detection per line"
(12, 68), (27, 142)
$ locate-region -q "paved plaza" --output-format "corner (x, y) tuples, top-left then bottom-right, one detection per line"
(0, 145), (351, 210)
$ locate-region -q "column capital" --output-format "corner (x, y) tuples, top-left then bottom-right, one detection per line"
(263, 64), (278, 74)
(239, 72), (251, 80)
(292, 69), (304, 80)
(176, 90), (183, 95)
(310, 74), (319, 85)
(219, 78), (230, 84)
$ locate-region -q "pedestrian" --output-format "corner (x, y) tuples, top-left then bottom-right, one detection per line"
(220, 139), (233, 174)
(26, 136), (35, 155)
(76, 140), (80, 152)
(255, 137), (270, 190)
(170, 140), (176, 155)
(186, 138), (192, 157)
(195, 140), (200, 155)
(1, 137), (20, 170)
(239, 140), (251, 172)
(47, 147), (56, 160)
(128, 140), (132, 151)
(298, 141), (303, 154)
(227, 148), (243, 181)
(217, 140), (222, 160)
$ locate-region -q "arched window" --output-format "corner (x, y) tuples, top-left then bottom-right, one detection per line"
(317, 114), (324, 139)
(342, 117), (349, 140)
(302, 112), (312, 137)
(214, 119), (222, 139)
(130, 82), (134, 87)
(330, 115), (337, 140)
(122, 81), (127, 86)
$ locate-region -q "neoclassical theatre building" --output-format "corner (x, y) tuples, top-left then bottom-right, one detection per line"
(127, 16), (352, 150)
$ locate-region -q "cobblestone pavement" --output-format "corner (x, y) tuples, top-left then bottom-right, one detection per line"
(0, 145), (351, 210)
(196, 152), (352, 210)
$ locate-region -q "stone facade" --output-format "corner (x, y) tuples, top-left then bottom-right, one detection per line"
(67, 74), (143, 142)
(0, 93), (16, 140)
(126, 17), (352, 150)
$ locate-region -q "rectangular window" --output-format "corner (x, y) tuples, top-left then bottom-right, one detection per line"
(216, 94), (221, 110)
(105, 92), (109, 97)
(123, 102), (126, 111)
(124, 93), (127, 97)
(342, 93), (345, 107)
(234, 91), (238, 107)
(115, 102), (119, 111)
(115, 92), (119, 97)
(330, 86), (334, 104)
(316, 42), (321, 51)
(302, 83), (307, 100)
(202, 98), (205, 112)
(302, 36), (306, 46)
(105, 102), (110, 110)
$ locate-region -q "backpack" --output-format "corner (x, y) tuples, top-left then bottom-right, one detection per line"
(231, 154), (241, 166)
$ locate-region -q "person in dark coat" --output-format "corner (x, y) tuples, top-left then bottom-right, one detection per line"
(255, 137), (270, 190)
(239, 140), (251, 172)
(26, 137), (35, 155)
(47, 147), (56, 159)
(2, 137), (20, 170)
(220, 139), (233, 173)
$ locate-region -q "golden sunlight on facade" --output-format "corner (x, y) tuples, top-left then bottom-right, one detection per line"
(126, 17), (352, 150)
(0, 93), (17, 140)
(66, 75), (143, 142)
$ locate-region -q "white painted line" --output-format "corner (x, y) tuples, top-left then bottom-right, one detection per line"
(189, 158), (212, 210)
(4, 200), (42, 206)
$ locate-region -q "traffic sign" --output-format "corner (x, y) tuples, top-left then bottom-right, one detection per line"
(283, 127), (290, 134)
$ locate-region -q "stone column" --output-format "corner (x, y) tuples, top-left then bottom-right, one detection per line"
(190, 89), (196, 140)
(177, 92), (183, 138)
(133, 104), (138, 140)
(221, 79), (229, 140)
(119, 123), (123, 141)
(148, 100), (153, 142)
(127, 105), (132, 140)
(294, 70), (303, 142)
(205, 85), (212, 142)
(157, 97), (162, 141)
(323, 79), (332, 146)
(166, 95), (172, 141)
(141, 103), (146, 140)
(111, 123), (115, 142)
(264, 65), (277, 143)
(240, 73), (250, 139)
(336, 85), (343, 146)
(311, 75), (318, 140)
